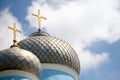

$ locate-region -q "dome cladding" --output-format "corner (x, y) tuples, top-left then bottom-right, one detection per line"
(18, 32), (80, 74)
(0, 47), (41, 77)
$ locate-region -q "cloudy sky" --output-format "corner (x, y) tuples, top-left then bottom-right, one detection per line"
(0, 0), (120, 80)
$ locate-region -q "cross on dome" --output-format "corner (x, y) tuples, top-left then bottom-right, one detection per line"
(8, 23), (21, 48)
(32, 9), (47, 32)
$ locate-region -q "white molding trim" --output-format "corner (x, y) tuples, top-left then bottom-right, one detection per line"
(0, 70), (38, 80)
(42, 63), (79, 80)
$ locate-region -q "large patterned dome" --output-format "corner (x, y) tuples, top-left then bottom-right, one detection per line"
(18, 31), (80, 74)
(0, 47), (41, 77)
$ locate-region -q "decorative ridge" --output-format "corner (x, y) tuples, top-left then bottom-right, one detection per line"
(29, 31), (50, 37)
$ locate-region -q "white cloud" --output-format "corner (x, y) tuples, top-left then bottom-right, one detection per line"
(73, 44), (109, 71)
(0, 8), (26, 50)
(26, 0), (119, 71)
(80, 52), (109, 71)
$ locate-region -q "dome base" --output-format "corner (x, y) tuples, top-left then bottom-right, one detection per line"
(41, 63), (79, 80)
(0, 70), (39, 80)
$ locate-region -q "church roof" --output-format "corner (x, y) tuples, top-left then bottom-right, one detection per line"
(18, 31), (80, 74)
(0, 47), (41, 77)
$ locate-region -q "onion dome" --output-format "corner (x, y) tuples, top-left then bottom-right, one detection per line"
(0, 47), (41, 77)
(18, 31), (80, 74)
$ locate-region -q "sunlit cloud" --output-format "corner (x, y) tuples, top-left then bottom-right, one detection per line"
(26, 0), (120, 71)
(0, 8), (26, 50)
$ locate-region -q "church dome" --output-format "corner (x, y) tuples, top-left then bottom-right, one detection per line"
(18, 31), (80, 74)
(0, 47), (41, 77)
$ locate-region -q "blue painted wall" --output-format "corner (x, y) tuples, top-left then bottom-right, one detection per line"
(40, 69), (75, 80)
(0, 69), (75, 80)
(0, 76), (31, 80)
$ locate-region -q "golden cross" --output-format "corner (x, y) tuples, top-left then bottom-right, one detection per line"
(8, 23), (22, 44)
(32, 9), (47, 32)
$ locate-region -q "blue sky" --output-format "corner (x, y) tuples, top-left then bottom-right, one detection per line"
(0, 0), (120, 80)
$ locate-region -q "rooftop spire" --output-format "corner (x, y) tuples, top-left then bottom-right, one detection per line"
(8, 23), (22, 48)
(32, 9), (47, 32)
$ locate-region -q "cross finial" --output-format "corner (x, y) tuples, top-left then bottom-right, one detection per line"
(8, 23), (22, 48)
(32, 9), (47, 32)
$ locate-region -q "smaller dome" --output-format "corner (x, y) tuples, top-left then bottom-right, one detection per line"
(0, 47), (41, 77)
